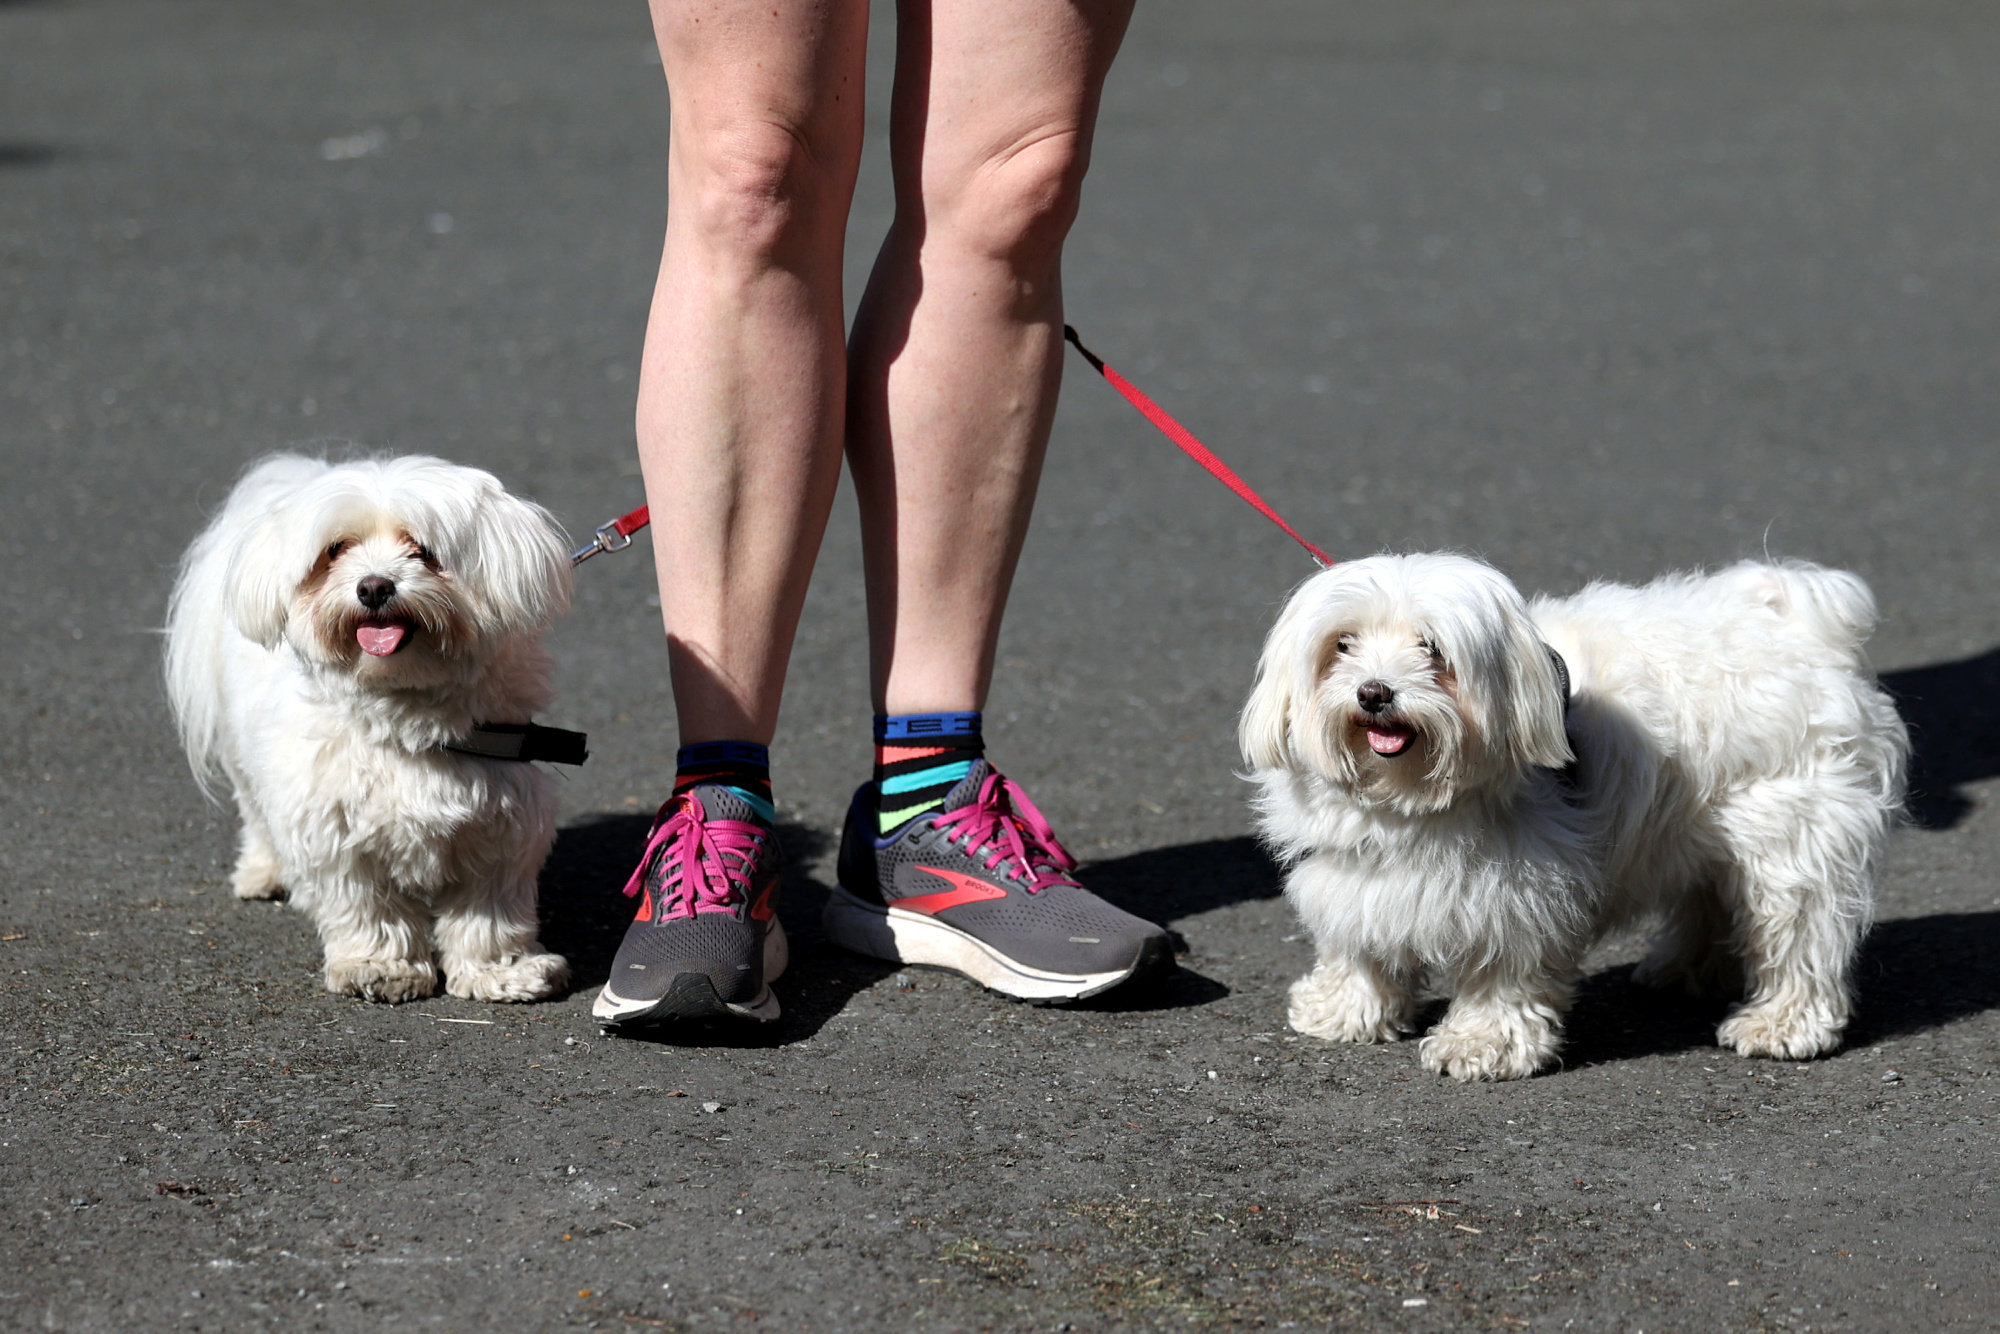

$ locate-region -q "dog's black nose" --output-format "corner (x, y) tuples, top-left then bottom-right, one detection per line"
(1357, 680), (1395, 715)
(356, 576), (396, 611)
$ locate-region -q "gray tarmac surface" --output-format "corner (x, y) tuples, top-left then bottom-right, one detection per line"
(4, 0), (1998, 1329)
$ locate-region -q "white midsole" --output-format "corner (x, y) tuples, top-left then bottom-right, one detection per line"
(821, 887), (1134, 1001)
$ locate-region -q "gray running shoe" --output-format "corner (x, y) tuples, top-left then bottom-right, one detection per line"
(593, 785), (787, 1025)
(826, 761), (1172, 1001)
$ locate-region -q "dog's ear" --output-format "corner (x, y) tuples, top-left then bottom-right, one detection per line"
(225, 507), (304, 649)
(453, 478), (572, 637)
(1493, 608), (1573, 775)
(1238, 659), (1294, 772)
(1240, 580), (1322, 772)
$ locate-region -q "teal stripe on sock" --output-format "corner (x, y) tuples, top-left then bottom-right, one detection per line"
(724, 785), (776, 824)
(878, 760), (973, 796)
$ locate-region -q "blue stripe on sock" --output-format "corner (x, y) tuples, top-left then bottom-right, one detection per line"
(875, 711), (982, 742)
(877, 759), (973, 795)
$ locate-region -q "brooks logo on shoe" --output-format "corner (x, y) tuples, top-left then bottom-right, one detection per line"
(897, 868), (1009, 915)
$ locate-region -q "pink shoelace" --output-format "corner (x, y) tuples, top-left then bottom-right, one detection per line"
(621, 793), (766, 919)
(930, 771), (1079, 895)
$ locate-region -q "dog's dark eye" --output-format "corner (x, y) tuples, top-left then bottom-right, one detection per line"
(412, 544), (435, 565)
(1336, 635), (1356, 656)
(325, 540), (349, 562)
(1419, 638), (1441, 659)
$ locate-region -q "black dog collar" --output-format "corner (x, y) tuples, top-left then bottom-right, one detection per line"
(446, 722), (589, 766)
(1547, 645), (1571, 714)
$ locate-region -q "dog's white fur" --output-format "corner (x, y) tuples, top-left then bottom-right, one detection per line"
(1241, 552), (1908, 1080)
(166, 454), (573, 1003)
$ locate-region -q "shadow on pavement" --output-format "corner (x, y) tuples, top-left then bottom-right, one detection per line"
(1882, 647), (2000, 829)
(0, 144), (58, 169)
(1562, 910), (2000, 1067)
(1067, 834), (1290, 1011)
(1845, 910), (2000, 1047)
(1082, 834), (1284, 925)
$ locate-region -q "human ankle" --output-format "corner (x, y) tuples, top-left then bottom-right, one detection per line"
(672, 740), (774, 823)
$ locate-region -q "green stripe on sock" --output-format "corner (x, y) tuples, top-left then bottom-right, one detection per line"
(877, 797), (943, 833)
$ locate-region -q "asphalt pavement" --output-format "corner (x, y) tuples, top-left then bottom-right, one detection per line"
(4, 0), (1998, 1330)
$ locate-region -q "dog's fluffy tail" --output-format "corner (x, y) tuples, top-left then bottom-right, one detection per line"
(1728, 558), (1908, 815)
(1727, 560), (1881, 662)
(165, 454), (329, 797)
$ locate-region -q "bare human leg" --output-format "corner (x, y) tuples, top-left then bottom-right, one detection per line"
(846, 0), (1136, 716)
(637, 0), (870, 747)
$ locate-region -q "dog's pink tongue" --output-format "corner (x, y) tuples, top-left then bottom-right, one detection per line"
(1367, 727), (1412, 756)
(356, 623), (407, 657)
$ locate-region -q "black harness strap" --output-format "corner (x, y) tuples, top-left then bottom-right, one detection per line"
(1547, 645), (1571, 711)
(446, 722), (590, 766)
(1545, 645), (1580, 795)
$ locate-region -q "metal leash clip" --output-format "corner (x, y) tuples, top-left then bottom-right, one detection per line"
(570, 505), (650, 567)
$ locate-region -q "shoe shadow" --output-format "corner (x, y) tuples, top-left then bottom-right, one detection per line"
(1066, 835), (1287, 1012)
(536, 813), (896, 1047)
(1882, 647), (2000, 829)
(1558, 910), (2000, 1067)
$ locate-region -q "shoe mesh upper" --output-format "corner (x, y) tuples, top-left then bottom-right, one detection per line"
(600, 784), (781, 1009)
(839, 761), (1169, 978)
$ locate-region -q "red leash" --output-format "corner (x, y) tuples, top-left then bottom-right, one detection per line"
(572, 325), (1332, 570)
(1062, 325), (1333, 568)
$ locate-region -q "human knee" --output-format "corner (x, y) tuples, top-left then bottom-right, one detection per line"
(933, 130), (1090, 274)
(681, 119), (855, 260)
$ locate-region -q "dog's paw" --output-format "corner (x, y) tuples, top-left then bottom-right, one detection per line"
(1717, 1000), (1843, 1060)
(324, 957), (437, 1004)
(445, 952), (570, 1003)
(1287, 963), (1410, 1043)
(1419, 1016), (1556, 1082)
(231, 852), (286, 901)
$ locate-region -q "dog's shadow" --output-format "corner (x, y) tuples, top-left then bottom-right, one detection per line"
(1882, 647), (2000, 829)
(536, 817), (1244, 1043)
(1560, 911), (2000, 1066)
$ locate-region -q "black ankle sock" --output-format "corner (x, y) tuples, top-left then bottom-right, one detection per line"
(672, 741), (774, 822)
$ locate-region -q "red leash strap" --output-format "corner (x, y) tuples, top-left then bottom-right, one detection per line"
(1063, 324), (1333, 568)
(575, 326), (1332, 572)
(570, 504), (651, 566)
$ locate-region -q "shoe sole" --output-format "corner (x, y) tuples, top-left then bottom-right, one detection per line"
(822, 886), (1167, 1002)
(591, 917), (789, 1025)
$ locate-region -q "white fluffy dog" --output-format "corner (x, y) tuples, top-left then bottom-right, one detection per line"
(1240, 552), (1908, 1080)
(166, 454), (574, 1003)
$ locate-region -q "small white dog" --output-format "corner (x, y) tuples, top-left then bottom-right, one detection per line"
(166, 454), (576, 1003)
(1240, 552), (1908, 1080)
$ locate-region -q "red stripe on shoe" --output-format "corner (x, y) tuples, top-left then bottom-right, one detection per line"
(895, 867), (1009, 915)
